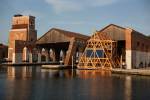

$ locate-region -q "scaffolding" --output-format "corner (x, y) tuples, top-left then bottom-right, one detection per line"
(77, 31), (121, 70)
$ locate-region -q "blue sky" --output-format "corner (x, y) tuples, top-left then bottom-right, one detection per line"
(0, 0), (150, 44)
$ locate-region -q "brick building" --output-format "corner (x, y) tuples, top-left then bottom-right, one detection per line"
(78, 24), (150, 69)
(36, 28), (89, 65)
(0, 43), (8, 62)
(8, 14), (37, 63)
(98, 24), (150, 69)
(126, 28), (150, 68)
(7, 14), (150, 68)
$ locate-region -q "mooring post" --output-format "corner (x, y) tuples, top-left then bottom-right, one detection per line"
(72, 56), (74, 69)
(121, 55), (123, 69)
(71, 56), (74, 78)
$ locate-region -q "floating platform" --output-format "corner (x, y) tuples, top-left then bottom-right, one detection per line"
(112, 68), (150, 76)
(42, 65), (68, 69)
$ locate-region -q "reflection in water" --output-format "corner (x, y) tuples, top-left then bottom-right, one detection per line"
(76, 70), (113, 100)
(7, 67), (15, 79)
(0, 66), (7, 73)
(7, 66), (41, 80)
(76, 70), (111, 79)
(124, 76), (132, 100)
(0, 66), (150, 100)
(6, 66), (77, 79)
(41, 69), (76, 79)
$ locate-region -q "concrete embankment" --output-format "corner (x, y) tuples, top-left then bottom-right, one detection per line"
(112, 69), (150, 76)
(0, 62), (60, 66)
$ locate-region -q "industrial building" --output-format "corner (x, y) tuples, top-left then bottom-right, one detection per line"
(7, 15), (150, 69)
(8, 14), (89, 65)
(36, 28), (89, 65)
(78, 24), (150, 69)
(8, 14), (37, 63)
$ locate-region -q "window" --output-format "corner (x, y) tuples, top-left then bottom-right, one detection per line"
(31, 38), (33, 41)
(85, 50), (104, 58)
(96, 50), (104, 58)
(86, 50), (93, 57)
(137, 41), (140, 47)
(30, 21), (34, 26)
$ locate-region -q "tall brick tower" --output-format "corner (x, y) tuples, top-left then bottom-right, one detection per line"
(8, 14), (37, 63)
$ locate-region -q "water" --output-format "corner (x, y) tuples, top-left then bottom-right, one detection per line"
(0, 66), (150, 100)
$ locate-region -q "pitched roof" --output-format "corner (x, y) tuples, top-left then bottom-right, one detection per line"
(99, 24), (125, 32)
(52, 28), (89, 39)
(36, 28), (89, 44)
(95, 24), (126, 40)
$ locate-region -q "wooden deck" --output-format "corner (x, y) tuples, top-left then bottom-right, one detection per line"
(42, 65), (68, 69)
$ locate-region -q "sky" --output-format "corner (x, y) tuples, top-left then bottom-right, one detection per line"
(0, 0), (150, 44)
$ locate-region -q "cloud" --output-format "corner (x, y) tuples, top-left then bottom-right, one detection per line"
(45, 0), (83, 13)
(45, 0), (119, 13)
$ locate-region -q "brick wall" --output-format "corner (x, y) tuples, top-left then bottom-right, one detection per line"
(131, 30), (150, 52)
(8, 15), (37, 62)
(0, 44), (8, 60)
(125, 28), (150, 68)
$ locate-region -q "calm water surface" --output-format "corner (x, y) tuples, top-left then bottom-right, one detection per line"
(0, 66), (150, 100)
